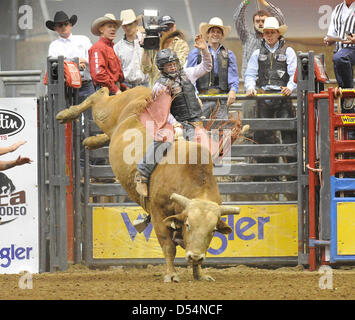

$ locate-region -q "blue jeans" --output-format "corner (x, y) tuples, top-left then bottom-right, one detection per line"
(137, 123), (198, 178)
(201, 100), (229, 119)
(333, 47), (355, 89)
(79, 81), (95, 103)
(137, 141), (172, 178)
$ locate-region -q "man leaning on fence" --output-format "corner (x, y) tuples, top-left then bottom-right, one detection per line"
(46, 11), (95, 103)
(186, 17), (239, 119)
(233, 0), (285, 121)
(244, 17), (297, 168)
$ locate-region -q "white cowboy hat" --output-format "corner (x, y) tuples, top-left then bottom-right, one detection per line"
(199, 17), (232, 40)
(91, 13), (122, 36)
(261, 17), (288, 36)
(120, 9), (142, 26)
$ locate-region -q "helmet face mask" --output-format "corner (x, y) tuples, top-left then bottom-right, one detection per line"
(156, 49), (180, 78)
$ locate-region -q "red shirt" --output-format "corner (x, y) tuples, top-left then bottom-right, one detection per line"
(89, 37), (124, 94)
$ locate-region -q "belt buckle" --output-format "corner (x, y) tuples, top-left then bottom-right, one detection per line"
(208, 88), (220, 95)
(193, 121), (203, 128)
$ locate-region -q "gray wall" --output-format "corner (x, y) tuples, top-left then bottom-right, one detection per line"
(0, 0), (341, 72)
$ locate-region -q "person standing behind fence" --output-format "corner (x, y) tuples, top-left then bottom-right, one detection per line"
(186, 17), (239, 119)
(89, 13), (125, 95)
(114, 9), (149, 88)
(46, 11), (95, 103)
(233, 0), (284, 122)
(324, 0), (355, 112)
(141, 15), (189, 88)
(159, 15), (190, 68)
(245, 17), (297, 166)
(233, 0), (284, 80)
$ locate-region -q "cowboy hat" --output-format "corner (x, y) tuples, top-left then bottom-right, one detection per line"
(120, 9), (142, 26)
(91, 13), (122, 36)
(46, 11), (77, 31)
(199, 17), (231, 40)
(260, 17), (288, 36)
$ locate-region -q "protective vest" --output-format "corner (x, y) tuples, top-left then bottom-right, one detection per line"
(257, 39), (289, 88)
(196, 46), (229, 93)
(157, 71), (202, 122)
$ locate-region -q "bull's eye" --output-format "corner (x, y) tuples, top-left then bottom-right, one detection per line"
(185, 222), (190, 230)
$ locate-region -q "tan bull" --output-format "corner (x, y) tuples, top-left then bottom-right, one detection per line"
(56, 86), (241, 282)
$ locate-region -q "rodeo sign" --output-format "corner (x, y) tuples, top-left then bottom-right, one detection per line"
(0, 98), (39, 274)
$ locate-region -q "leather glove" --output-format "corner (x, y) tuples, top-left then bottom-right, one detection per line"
(173, 123), (183, 140)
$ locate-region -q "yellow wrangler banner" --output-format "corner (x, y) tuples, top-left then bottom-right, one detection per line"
(337, 202), (355, 255)
(93, 205), (298, 259)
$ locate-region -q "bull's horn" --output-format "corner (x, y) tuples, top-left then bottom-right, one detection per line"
(170, 193), (191, 209)
(220, 206), (240, 216)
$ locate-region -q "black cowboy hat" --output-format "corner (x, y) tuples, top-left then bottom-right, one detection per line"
(46, 11), (77, 31)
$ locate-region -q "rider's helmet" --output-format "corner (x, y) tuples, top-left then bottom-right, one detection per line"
(155, 48), (180, 78)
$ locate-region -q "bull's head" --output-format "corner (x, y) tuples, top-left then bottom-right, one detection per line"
(163, 193), (240, 265)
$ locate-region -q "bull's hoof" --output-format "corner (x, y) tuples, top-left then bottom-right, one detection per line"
(56, 108), (78, 123)
(164, 273), (180, 283)
(83, 133), (110, 150)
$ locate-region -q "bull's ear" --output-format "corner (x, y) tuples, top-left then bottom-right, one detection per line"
(163, 212), (187, 230)
(216, 219), (233, 234)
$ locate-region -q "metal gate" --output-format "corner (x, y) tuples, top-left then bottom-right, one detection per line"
(80, 53), (319, 268)
(38, 56), (81, 272)
(38, 51), (351, 271)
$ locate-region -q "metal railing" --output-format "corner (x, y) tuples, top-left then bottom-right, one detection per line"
(0, 70), (43, 97)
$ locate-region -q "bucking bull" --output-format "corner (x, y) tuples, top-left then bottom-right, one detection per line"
(56, 86), (246, 282)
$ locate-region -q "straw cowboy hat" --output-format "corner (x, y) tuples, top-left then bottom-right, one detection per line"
(120, 9), (142, 26)
(46, 11), (77, 31)
(91, 13), (122, 36)
(261, 17), (288, 36)
(199, 17), (232, 39)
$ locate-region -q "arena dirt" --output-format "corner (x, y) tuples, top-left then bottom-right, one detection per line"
(1, 264), (354, 300)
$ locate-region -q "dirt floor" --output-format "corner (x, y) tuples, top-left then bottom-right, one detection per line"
(1, 264), (354, 300)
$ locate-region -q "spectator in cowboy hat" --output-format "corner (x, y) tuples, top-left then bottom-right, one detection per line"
(46, 11), (95, 102)
(244, 17), (297, 167)
(233, 0), (285, 80)
(233, 0), (285, 124)
(113, 9), (149, 88)
(186, 17), (239, 119)
(88, 13), (125, 95)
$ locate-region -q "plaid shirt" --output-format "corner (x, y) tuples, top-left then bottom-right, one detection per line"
(233, 0), (284, 80)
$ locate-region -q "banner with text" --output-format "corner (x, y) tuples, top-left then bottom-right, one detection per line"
(93, 204), (298, 260)
(0, 98), (39, 274)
